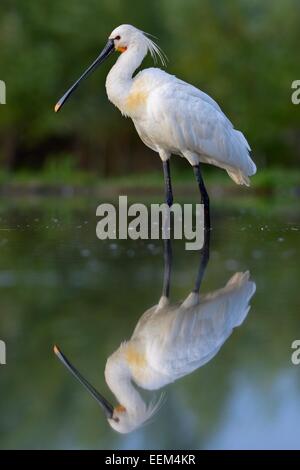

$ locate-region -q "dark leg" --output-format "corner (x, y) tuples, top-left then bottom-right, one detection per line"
(163, 160), (173, 207)
(193, 164), (210, 232)
(162, 238), (172, 299)
(193, 228), (210, 293)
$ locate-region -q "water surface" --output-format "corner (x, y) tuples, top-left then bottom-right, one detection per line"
(0, 196), (299, 449)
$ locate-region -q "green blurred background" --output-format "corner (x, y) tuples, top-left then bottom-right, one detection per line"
(0, 0), (299, 190)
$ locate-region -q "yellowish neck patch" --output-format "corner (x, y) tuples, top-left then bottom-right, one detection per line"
(125, 345), (147, 368)
(116, 46), (127, 53)
(115, 404), (126, 413)
(125, 90), (148, 114)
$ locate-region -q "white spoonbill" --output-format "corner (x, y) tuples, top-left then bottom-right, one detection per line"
(54, 240), (256, 433)
(55, 24), (257, 229)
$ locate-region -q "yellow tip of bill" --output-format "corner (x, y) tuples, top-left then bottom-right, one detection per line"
(54, 103), (61, 113)
(53, 344), (60, 355)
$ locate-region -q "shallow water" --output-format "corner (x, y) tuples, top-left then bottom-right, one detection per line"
(0, 196), (299, 449)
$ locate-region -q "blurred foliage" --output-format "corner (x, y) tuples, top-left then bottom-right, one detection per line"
(0, 0), (299, 175)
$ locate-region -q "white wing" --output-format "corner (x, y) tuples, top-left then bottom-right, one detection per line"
(135, 70), (256, 184)
(135, 272), (255, 384)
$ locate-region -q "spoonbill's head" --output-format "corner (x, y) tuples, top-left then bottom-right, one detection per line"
(54, 24), (166, 113)
(109, 24), (144, 53)
(106, 403), (162, 435)
(108, 24), (166, 63)
(106, 404), (148, 434)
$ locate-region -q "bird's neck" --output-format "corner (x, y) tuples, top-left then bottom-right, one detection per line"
(105, 350), (147, 415)
(105, 45), (147, 113)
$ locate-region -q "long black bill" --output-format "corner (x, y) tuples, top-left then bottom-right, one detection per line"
(54, 345), (114, 419)
(54, 39), (115, 113)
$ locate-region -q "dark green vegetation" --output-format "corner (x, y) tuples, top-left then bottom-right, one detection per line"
(1, 0), (299, 177)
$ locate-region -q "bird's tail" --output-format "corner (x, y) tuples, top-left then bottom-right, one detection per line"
(226, 169), (251, 186)
(225, 271), (256, 327)
(226, 130), (257, 186)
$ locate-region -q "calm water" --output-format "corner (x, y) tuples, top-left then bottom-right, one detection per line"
(0, 196), (299, 449)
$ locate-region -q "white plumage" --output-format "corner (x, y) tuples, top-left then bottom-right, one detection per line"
(105, 271), (256, 433)
(54, 267), (256, 435)
(105, 25), (256, 186)
(130, 272), (255, 385)
(55, 24), (257, 219)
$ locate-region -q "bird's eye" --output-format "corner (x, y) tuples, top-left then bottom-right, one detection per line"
(115, 35), (121, 41)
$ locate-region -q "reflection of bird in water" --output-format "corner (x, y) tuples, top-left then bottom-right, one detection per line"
(54, 235), (256, 433)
